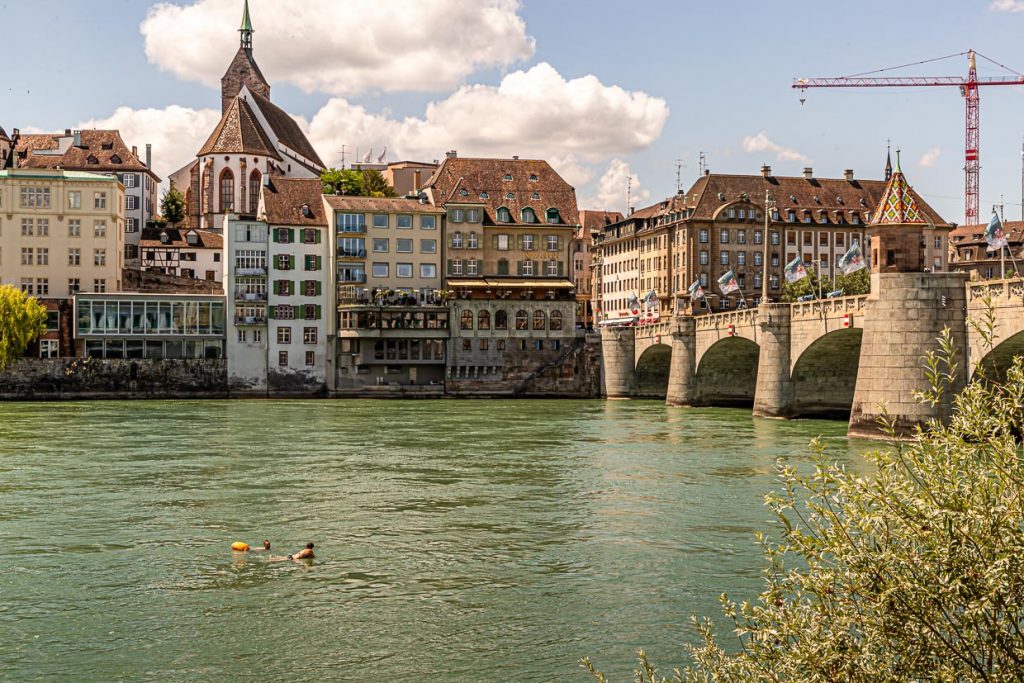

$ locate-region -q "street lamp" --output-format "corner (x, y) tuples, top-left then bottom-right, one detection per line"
(761, 190), (776, 306)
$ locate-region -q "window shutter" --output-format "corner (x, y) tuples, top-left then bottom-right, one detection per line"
(273, 280), (280, 295)
(293, 305), (300, 319)
(272, 228), (279, 243)
(517, 260), (523, 276)
(289, 255), (296, 269)
(492, 235), (499, 249)
(558, 236), (564, 250)
(533, 260), (539, 275)
(316, 256), (323, 270)
(558, 260), (564, 277)
(517, 235), (524, 250)
(304, 255), (311, 270)
(315, 281), (322, 296)
(316, 305), (322, 320)
(289, 228), (295, 242)
(447, 259), (453, 275)
(315, 230), (322, 244)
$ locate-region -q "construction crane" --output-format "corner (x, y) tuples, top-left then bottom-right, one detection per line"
(794, 50), (1024, 226)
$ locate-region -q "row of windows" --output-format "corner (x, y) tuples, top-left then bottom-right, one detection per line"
(698, 229), (775, 245)
(274, 326), (319, 345)
(370, 263), (437, 279)
(337, 213), (437, 233)
(85, 339), (224, 360)
(77, 299), (225, 336)
(203, 168), (261, 214)
(271, 280), (323, 297)
(11, 247), (109, 268)
(276, 350), (318, 367)
(337, 237), (439, 257)
(12, 218), (111, 238)
(458, 338), (561, 352)
(273, 227), (321, 244)
(7, 189), (110, 211)
(786, 231), (862, 247)
(698, 250), (764, 267)
(446, 259), (563, 277)
(459, 309), (564, 331)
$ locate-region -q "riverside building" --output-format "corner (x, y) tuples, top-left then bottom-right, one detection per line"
(139, 227), (223, 282)
(421, 153), (579, 387)
(0, 168), (125, 299)
(327, 195), (448, 393)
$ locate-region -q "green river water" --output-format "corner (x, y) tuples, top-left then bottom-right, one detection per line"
(0, 400), (875, 681)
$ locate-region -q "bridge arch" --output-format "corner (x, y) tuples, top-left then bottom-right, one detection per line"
(635, 343), (672, 399)
(694, 337), (759, 407)
(975, 330), (1024, 384)
(789, 328), (864, 419)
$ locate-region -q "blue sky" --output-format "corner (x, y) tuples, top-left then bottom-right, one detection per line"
(4, 0), (1024, 224)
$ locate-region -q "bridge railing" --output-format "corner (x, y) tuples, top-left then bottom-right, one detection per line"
(695, 308), (758, 331)
(790, 295), (868, 321)
(968, 277), (1024, 303)
(634, 320), (673, 339)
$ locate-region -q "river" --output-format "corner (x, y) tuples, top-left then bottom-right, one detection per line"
(0, 399), (875, 681)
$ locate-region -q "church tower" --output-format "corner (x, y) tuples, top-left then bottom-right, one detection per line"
(220, 0), (270, 114)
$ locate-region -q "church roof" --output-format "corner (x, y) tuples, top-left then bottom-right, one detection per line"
(198, 96), (280, 160)
(247, 91), (325, 170)
(870, 157), (927, 226)
(0, 126), (8, 141)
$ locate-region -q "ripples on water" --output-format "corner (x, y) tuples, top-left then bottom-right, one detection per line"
(0, 400), (876, 681)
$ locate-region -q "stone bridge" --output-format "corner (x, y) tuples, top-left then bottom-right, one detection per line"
(601, 272), (1018, 437)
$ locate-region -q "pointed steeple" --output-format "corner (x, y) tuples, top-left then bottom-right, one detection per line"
(884, 141), (893, 181)
(871, 149), (925, 226)
(239, 0), (254, 50)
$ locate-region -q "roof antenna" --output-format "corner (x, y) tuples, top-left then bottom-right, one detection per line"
(675, 158), (685, 192)
(698, 151), (707, 176)
(626, 175), (632, 214)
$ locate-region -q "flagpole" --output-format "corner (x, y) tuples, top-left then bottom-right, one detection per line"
(1002, 245), (1006, 280)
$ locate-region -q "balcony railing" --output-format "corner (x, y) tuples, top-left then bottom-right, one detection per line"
(337, 274), (367, 284)
(234, 291), (267, 302)
(235, 267), (267, 276)
(234, 315), (267, 325)
(337, 248), (367, 259)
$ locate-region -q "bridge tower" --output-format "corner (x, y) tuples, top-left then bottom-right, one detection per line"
(849, 157), (966, 437)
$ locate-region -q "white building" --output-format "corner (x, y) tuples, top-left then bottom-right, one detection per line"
(168, 1), (324, 232)
(139, 227), (223, 282)
(224, 213), (269, 393)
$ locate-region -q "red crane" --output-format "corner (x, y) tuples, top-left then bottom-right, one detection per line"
(794, 50), (1024, 226)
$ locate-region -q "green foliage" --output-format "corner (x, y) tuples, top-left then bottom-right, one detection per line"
(160, 187), (187, 225)
(584, 312), (1024, 681)
(321, 168), (397, 198)
(0, 285), (47, 371)
(781, 268), (870, 302)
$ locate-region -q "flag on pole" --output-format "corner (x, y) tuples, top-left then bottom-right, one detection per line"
(784, 256), (809, 283)
(377, 147), (388, 163)
(838, 239), (866, 274)
(362, 148), (373, 164)
(688, 280), (704, 301)
(718, 269), (740, 295)
(643, 290), (658, 305)
(626, 293), (641, 316)
(986, 212), (1009, 251)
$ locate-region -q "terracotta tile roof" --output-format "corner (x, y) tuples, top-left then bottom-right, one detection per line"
(680, 172), (946, 226)
(262, 178), (327, 226)
(422, 156), (580, 227)
(139, 227), (223, 249)
(0, 126), (8, 141)
(198, 97), (280, 159)
(247, 91), (325, 169)
(950, 221), (1024, 246)
(579, 210), (625, 233)
(15, 130), (159, 179)
(324, 195), (445, 215)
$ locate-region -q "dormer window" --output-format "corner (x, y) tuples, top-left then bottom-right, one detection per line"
(529, 174), (538, 182)
(186, 231), (199, 246)
(301, 203), (313, 218)
(506, 192), (515, 200)
(480, 192), (489, 199)
(102, 142), (114, 151)
(521, 207), (537, 223)
(86, 155), (98, 165)
(859, 198), (868, 207)
(159, 231), (170, 244)
(110, 155), (122, 164)
(813, 195), (821, 204)
(531, 192), (540, 200)
(503, 174), (513, 181)
(496, 207), (511, 223)
(790, 194), (797, 203)
(836, 196), (844, 205)
(546, 208), (560, 224)
(459, 189), (469, 197)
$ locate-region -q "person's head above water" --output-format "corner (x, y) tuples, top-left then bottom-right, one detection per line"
(262, 540), (271, 549)
(306, 542), (314, 549)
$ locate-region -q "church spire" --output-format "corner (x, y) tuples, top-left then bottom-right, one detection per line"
(239, 0), (254, 50)
(884, 140), (893, 181)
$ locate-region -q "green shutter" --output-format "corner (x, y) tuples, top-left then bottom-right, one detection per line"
(533, 260), (539, 276)
(293, 305), (300, 319)
(315, 305), (322, 320)
(315, 281), (322, 296)
(316, 256), (323, 270)
(272, 228), (280, 243)
(315, 230), (322, 244)
(289, 228), (295, 242)
(273, 280), (280, 295)
(304, 255), (311, 270)
(289, 255), (296, 269)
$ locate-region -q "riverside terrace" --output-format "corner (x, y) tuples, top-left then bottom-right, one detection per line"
(600, 275), (1024, 439)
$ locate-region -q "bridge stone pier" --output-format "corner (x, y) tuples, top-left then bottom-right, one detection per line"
(967, 278), (1024, 382)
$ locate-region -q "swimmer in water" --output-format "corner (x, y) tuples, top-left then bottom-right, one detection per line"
(250, 540), (271, 552)
(270, 542), (315, 562)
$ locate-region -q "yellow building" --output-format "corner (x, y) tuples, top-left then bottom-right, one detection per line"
(0, 168), (124, 298)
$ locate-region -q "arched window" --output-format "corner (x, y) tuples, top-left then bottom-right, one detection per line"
(478, 310), (491, 330)
(545, 208), (560, 224)
(460, 310), (474, 330)
(515, 310), (528, 330)
(452, 231), (463, 248)
(496, 207), (511, 223)
(249, 170), (261, 214)
(219, 168), (235, 212)
(533, 310), (546, 330)
(549, 310), (563, 331)
(521, 207), (537, 223)
(495, 310), (508, 330)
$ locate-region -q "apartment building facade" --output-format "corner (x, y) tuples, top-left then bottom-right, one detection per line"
(139, 227), (223, 282)
(0, 168), (124, 299)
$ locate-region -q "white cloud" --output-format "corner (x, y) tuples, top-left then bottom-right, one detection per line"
(305, 62), (669, 168)
(918, 147), (941, 168)
(141, 0), (535, 96)
(990, 0), (1024, 11)
(583, 159), (650, 213)
(76, 105), (221, 181)
(741, 131), (810, 164)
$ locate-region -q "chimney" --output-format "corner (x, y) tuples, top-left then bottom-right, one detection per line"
(146, 143), (152, 170)
(803, 167), (813, 179)
(761, 164), (772, 177)
(413, 170), (421, 190)
(132, 145), (138, 158)
(262, 173), (271, 188)
(73, 130), (82, 147)
(512, 155), (519, 161)
(844, 168), (854, 181)
(445, 150), (458, 159)
(629, 206), (636, 216)
(704, 169), (710, 176)
(64, 129), (71, 136)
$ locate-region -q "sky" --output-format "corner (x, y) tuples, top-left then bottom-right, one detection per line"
(5, 0), (1024, 225)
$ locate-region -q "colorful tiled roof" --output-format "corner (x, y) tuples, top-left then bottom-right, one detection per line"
(870, 162), (926, 226)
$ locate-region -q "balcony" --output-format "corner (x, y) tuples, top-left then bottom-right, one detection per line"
(236, 267), (267, 277)
(337, 274), (367, 285)
(337, 248), (367, 259)
(234, 314), (267, 326)
(234, 291), (267, 302)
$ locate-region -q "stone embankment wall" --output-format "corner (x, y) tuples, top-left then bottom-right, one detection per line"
(0, 358), (228, 400)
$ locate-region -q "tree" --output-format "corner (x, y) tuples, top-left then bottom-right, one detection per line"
(583, 319), (1024, 681)
(160, 187), (186, 226)
(782, 268), (870, 302)
(320, 168), (397, 198)
(0, 285), (47, 371)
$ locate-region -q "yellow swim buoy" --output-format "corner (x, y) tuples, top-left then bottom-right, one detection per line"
(231, 541), (250, 552)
